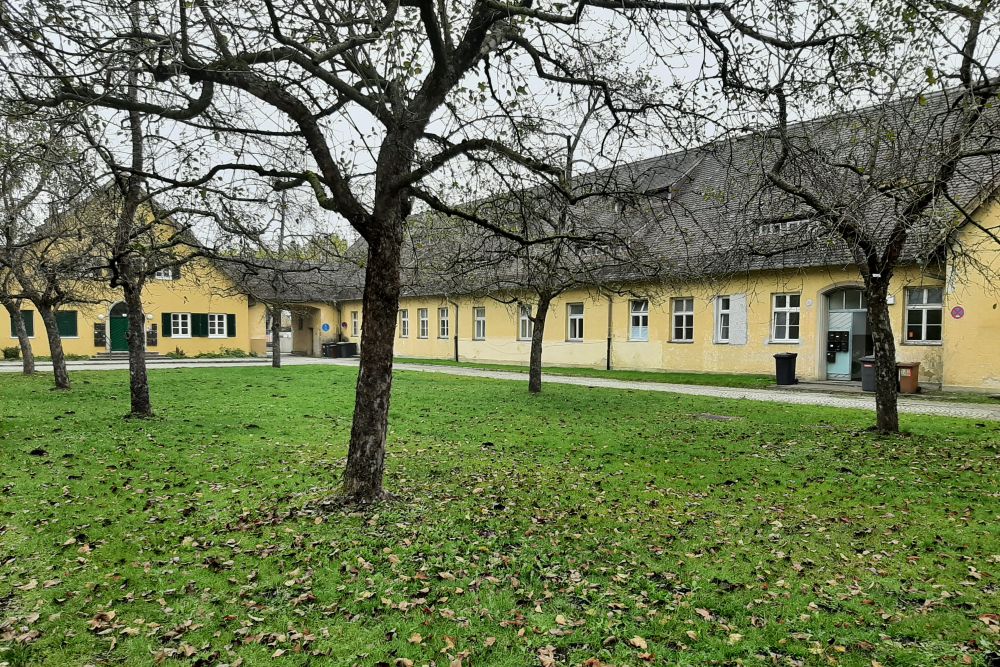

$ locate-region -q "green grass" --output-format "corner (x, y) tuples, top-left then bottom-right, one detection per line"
(1, 366), (998, 666)
(396, 356), (775, 388)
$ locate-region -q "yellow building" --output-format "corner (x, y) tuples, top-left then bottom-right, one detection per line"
(3, 257), (250, 358)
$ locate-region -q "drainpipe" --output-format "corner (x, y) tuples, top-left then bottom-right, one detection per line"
(606, 291), (614, 371)
(449, 298), (460, 362)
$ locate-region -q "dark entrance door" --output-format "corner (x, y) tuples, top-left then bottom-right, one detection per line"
(109, 302), (129, 352)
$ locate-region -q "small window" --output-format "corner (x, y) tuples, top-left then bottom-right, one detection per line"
(154, 268), (173, 280)
(438, 307), (450, 338)
(473, 306), (486, 340)
(9, 310), (34, 338)
(771, 293), (800, 342)
(629, 299), (649, 341)
(518, 305), (533, 341)
(351, 311), (359, 337)
(716, 296), (730, 343)
(567, 303), (584, 341)
(672, 297), (694, 341)
(171, 312), (191, 338)
(418, 308), (429, 338)
(399, 309), (409, 338)
(905, 287), (943, 343)
(56, 310), (79, 337)
(207, 313), (227, 338)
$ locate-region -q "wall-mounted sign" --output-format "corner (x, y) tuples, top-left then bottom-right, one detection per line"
(951, 305), (965, 320)
(321, 323), (331, 332)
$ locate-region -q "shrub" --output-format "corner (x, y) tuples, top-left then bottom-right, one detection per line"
(3, 346), (20, 360)
(165, 347), (188, 359)
(194, 347), (250, 359)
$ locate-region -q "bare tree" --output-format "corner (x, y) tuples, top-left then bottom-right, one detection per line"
(0, 1), (844, 502)
(705, 0), (1000, 433)
(0, 268), (34, 374)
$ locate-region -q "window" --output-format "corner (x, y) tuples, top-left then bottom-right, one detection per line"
(672, 297), (694, 341)
(518, 304), (533, 340)
(629, 299), (649, 341)
(567, 303), (584, 341)
(771, 293), (801, 342)
(351, 311), (359, 337)
(9, 310), (34, 338)
(154, 268), (173, 280)
(171, 312), (191, 338)
(473, 306), (486, 340)
(56, 310), (78, 337)
(716, 296), (730, 343)
(208, 313), (227, 338)
(418, 308), (429, 338)
(399, 309), (409, 338)
(438, 307), (450, 338)
(905, 287), (943, 343)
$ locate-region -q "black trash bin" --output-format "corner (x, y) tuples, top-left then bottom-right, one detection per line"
(774, 352), (798, 385)
(337, 342), (358, 357)
(860, 355), (876, 392)
(321, 342), (336, 358)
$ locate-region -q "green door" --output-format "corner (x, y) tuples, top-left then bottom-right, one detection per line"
(110, 317), (129, 351)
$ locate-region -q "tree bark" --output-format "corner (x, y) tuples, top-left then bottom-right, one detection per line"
(528, 295), (552, 394)
(341, 230), (402, 503)
(36, 304), (70, 390)
(270, 304), (282, 368)
(123, 282), (153, 418)
(2, 300), (35, 375)
(866, 276), (899, 434)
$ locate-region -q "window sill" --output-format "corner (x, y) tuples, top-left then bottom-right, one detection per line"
(626, 339), (650, 343)
(472, 337), (485, 342)
(670, 340), (694, 344)
(767, 340), (800, 345)
(171, 334), (192, 339)
(714, 340), (731, 345)
(902, 341), (942, 346)
(209, 334), (227, 339)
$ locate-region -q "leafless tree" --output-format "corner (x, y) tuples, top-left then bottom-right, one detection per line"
(0, 268), (34, 374)
(0, 0), (845, 502)
(704, 0), (1000, 433)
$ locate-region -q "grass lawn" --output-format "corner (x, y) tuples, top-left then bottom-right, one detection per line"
(1, 366), (998, 666)
(395, 357), (775, 389)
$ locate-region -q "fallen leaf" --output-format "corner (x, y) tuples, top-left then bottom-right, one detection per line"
(408, 632), (423, 644)
(628, 636), (648, 650)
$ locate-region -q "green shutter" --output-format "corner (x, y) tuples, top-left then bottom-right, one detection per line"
(55, 311), (78, 337)
(10, 310), (34, 337)
(161, 312), (172, 338)
(192, 313), (209, 338)
(226, 313), (236, 337)
(171, 265), (181, 280)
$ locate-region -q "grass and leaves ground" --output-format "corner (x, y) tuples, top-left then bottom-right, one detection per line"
(1, 366), (998, 666)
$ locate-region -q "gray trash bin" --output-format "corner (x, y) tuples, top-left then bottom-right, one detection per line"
(860, 355), (876, 392)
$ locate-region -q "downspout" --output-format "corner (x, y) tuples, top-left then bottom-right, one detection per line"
(448, 298), (460, 362)
(606, 291), (613, 371)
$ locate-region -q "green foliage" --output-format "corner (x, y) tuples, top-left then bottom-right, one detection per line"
(165, 346), (188, 359)
(193, 347), (251, 359)
(0, 366), (996, 665)
(2, 346), (20, 360)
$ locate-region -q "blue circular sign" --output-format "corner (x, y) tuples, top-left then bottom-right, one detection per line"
(321, 323), (331, 332)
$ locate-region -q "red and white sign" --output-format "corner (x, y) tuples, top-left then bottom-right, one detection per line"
(951, 306), (965, 320)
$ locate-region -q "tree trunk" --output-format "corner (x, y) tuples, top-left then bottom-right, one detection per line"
(2, 300), (35, 375)
(270, 305), (282, 368)
(866, 277), (899, 434)
(36, 304), (70, 390)
(528, 295), (552, 394)
(123, 283), (153, 418)
(341, 231), (402, 503)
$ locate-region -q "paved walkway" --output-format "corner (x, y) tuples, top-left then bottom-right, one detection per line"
(3, 356), (999, 421)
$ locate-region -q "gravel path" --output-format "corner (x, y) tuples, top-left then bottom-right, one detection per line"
(4, 356), (998, 421)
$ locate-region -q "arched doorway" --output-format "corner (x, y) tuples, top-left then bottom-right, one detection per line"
(109, 302), (129, 352)
(824, 287), (872, 380)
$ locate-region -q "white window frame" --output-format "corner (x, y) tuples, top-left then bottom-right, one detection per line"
(715, 296), (731, 343)
(438, 307), (450, 339)
(473, 306), (486, 340)
(171, 312), (191, 338)
(629, 299), (649, 341)
(351, 311), (359, 337)
(153, 268), (173, 280)
(399, 309), (409, 338)
(672, 297), (694, 342)
(418, 308), (429, 339)
(904, 287), (943, 345)
(771, 293), (801, 342)
(518, 304), (533, 341)
(207, 313), (227, 338)
(567, 303), (584, 341)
